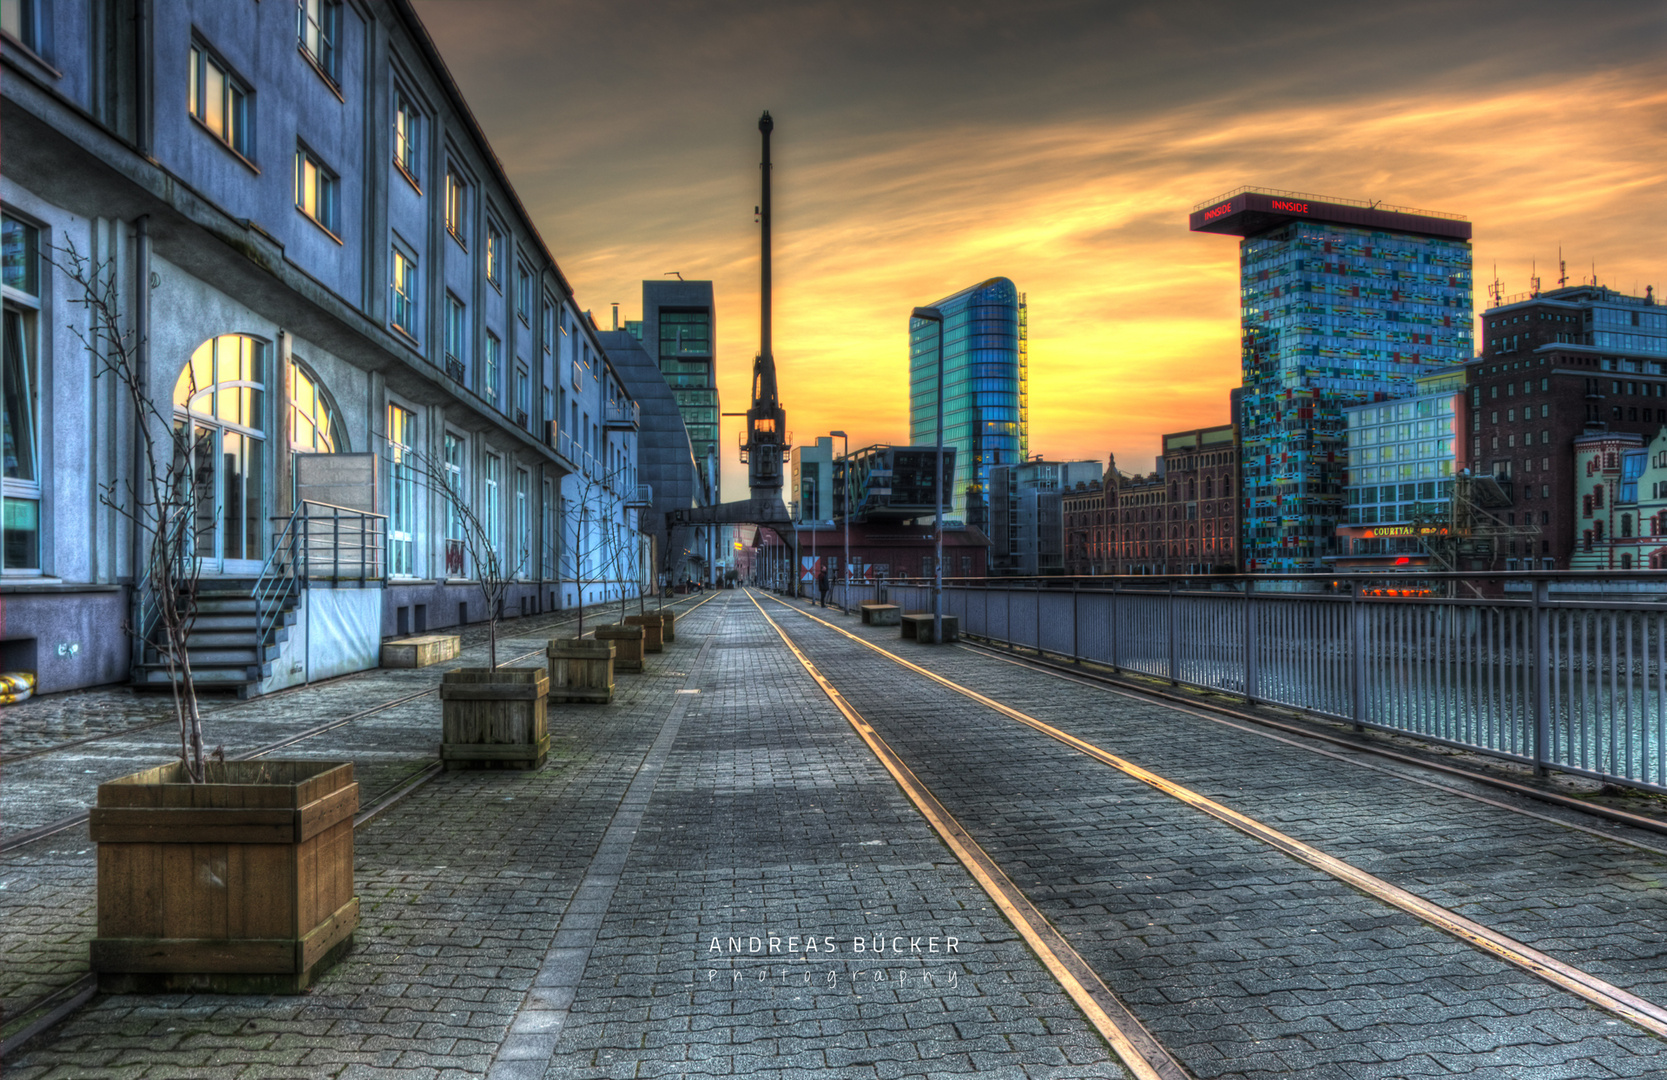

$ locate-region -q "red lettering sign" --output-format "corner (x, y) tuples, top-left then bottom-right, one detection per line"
(1270, 199), (1310, 214)
(1203, 202), (1233, 221)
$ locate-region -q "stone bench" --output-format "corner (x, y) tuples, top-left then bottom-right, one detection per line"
(380, 633), (461, 668)
(900, 613), (958, 644)
(860, 603), (901, 626)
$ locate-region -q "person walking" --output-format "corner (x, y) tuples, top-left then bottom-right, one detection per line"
(817, 565), (830, 608)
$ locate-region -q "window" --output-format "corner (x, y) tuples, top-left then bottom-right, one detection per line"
(443, 431), (466, 578)
(393, 89), (420, 181)
(514, 470), (529, 578)
(444, 166), (467, 245)
(516, 266), (531, 323)
(444, 294), (466, 374)
(290, 362), (343, 453)
(542, 300), (554, 354)
(2, 0), (39, 52)
(515, 366), (529, 428)
(484, 331), (501, 408)
(297, 0), (339, 82)
(294, 145), (338, 234)
(387, 404), (416, 576)
(3, 215), (41, 572)
(542, 478), (555, 579)
(391, 246), (417, 338)
(189, 42), (252, 158)
(483, 453), (502, 564)
(486, 225), (503, 287)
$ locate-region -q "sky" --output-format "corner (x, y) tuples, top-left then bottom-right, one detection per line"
(412, 0), (1666, 495)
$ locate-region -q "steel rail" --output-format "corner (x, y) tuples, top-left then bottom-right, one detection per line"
(757, 591), (1667, 1040)
(744, 590), (1191, 1080)
(0, 592), (724, 855)
(0, 590), (729, 1061)
(961, 640), (1667, 854)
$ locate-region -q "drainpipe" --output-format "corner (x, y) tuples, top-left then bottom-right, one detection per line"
(130, 214), (151, 672)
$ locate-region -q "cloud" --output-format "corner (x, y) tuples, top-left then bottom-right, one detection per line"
(411, 1), (1667, 492)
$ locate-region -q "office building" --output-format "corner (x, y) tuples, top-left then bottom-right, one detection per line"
(909, 278), (1028, 531)
(836, 444), (957, 522)
(791, 437), (835, 523)
(1334, 369), (1465, 567)
(1467, 284), (1666, 569)
(988, 459), (1100, 575)
(1, 0), (639, 693)
(1191, 188), (1473, 571)
(637, 281), (720, 504)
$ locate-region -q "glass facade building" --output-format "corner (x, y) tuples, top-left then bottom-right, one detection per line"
(1192, 189), (1473, 571)
(638, 281), (720, 503)
(909, 277), (1027, 530)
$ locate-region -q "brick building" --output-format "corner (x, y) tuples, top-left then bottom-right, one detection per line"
(1467, 285), (1666, 569)
(1062, 460), (1114, 575)
(1160, 425), (1239, 574)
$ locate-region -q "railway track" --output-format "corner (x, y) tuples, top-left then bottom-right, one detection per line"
(0, 590), (727, 1060)
(749, 589), (1667, 1078)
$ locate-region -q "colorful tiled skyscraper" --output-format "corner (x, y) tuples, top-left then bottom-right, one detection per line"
(1191, 189), (1473, 571)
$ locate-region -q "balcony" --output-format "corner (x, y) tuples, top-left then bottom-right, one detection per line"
(515, 408), (529, 431)
(604, 399), (640, 430)
(625, 483), (653, 509)
(445, 356), (464, 383)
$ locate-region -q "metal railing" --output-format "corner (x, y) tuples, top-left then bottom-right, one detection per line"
(1190, 186), (1468, 221)
(834, 573), (1667, 796)
(254, 501), (388, 657)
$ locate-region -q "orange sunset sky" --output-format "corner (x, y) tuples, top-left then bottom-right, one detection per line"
(411, 0), (1666, 498)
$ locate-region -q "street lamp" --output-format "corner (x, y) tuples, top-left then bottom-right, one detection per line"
(831, 430), (849, 614)
(910, 306), (945, 644)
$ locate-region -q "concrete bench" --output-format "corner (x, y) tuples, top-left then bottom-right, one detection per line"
(381, 633), (461, 668)
(900, 613), (958, 644)
(860, 603), (901, 626)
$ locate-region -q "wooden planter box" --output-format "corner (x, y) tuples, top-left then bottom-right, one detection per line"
(593, 624), (643, 674)
(546, 638), (615, 702)
(659, 607), (677, 643)
(89, 760), (359, 994)
(381, 633), (461, 668)
(440, 667), (551, 768)
(624, 614), (664, 653)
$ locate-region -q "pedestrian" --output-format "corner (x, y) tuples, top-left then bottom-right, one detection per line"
(817, 565), (830, 607)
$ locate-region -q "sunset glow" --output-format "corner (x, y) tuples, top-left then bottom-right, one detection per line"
(412, 2), (1666, 495)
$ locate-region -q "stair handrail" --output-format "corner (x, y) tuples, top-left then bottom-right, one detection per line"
(253, 502), (307, 658)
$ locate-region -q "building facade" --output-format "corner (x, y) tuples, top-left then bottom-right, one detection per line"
(1159, 425), (1239, 574)
(836, 445), (956, 522)
(909, 278), (1027, 531)
(988, 459), (1100, 576)
(1111, 469), (1167, 574)
(636, 280), (720, 504)
(1466, 284), (1667, 569)
(1191, 188), (1472, 571)
(1, 0), (639, 693)
(1334, 369), (1465, 568)
(1062, 462), (1113, 575)
(1570, 431), (1646, 571)
(791, 436), (835, 524)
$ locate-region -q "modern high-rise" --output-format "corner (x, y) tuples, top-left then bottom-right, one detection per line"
(909, 278), (1028, 531)
(1191, 189), (1473, 571)
(638, 281), (720, 503)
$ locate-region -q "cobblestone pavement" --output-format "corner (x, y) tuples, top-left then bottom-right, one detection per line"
(0, 597), (705, 1046)
(6, 592), (1125, 1079)
(756, 592), (1667, 1079)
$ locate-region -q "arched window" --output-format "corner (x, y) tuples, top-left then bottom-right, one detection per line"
(290, 362), (347, 453)
(1621, 553), (1633, 570)
(174, 334), (267, 567)
(1622, 514), (1633, 539)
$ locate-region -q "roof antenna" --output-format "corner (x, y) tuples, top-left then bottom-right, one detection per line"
(664, 271), (683, 281)
(1558, 247), (1567, 288)
(1487, 263), (1502, 307)
(1530, 260), (1540, 297)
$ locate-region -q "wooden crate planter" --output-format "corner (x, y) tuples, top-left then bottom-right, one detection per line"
(624, 614), (665, 653)
(89, 760), (359, 994)
(440, 667), (551, 769)
(546, 638), (615, 703)
(593, 625), (643, 674)
(381, 633), (461, 668)
(659, 608), (677, 643)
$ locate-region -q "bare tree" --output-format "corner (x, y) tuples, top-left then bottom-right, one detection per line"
(52, 238), (211, 781)
(563, 464), (638, 637)
(389, 442), (527, 670)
